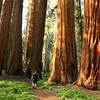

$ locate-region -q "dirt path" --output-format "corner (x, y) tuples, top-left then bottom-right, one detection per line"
(3, 75), (59, 100)
(33, 88), (59, 100)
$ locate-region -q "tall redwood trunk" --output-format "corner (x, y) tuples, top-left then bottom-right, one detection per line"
(32, 0), (47, 78)
(26, 0), (39, 78)
(6, 0), (23, 75)
(0, 0), (13, 74)
(48, 0), (78, 84)
(76, 0), (100, 90)
(26, 0), (47, 78)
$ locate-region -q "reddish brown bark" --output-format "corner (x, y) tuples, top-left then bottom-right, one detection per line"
(0, 0), (13, 74)
(6, 0), (23, 75)
(26, 0), (40, 77)
(26, 0), (47, 78)
(76, 0), (100, 90)
(48, 0), (78, 84)
(32, 0), (47, 78)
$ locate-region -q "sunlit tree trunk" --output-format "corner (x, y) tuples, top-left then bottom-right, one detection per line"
(26, 0), (47, 78)
(76, 0), (100, 90)
(0, 0), (3, 16)
(48, 0), (78, 84)
(0, 0), (13, 75)
(6, 0), (23, 75)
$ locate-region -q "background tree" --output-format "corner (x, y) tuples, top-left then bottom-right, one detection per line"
(0, 0), (13, 75)
(74, 0), (82, 68)
(48, 0), (78, 84)
(42, 1), (56, 73)
(0, 0), (3, 16)
(76, 0), (100, 90)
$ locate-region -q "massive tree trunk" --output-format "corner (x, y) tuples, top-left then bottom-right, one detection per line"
(0, 0), (3, 16)
(32, 0), (47, 78)
(6, 0), (23, 75)
(0, 0), (13, 75)
(48, 0), (78, 84)
(76, 0), (100, 90)
(26, 0), (39, 78)
(26, 0), (47, 78)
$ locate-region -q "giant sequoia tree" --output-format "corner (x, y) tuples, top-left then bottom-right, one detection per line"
(6, 0), (23, 74)
(26, 0), (47, 78)
(0, 0), (13, 74)
(76, 0), (100, 90)
(48, 0), (78, 84)
(26, 0), (40, 77)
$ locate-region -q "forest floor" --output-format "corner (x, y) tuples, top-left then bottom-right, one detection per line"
(10, 76), (59, 100)
(33, 88), (59, 100)
(0, 75), (59, 100)
(0, 75), (100, 100)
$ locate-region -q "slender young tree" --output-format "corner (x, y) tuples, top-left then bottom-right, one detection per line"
(76, 0), (100, 90)
(26, 0), (47, 78)
(0, 0), (13, 74)
(48, 0), (78, 84)
(6, 0), (23, 75)
(74, 0), (82, 68)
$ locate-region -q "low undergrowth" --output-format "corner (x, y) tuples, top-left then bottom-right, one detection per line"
(0, 76), (100, 100)
(0, 77), (34, 100)
(38, 77), (100, 100)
